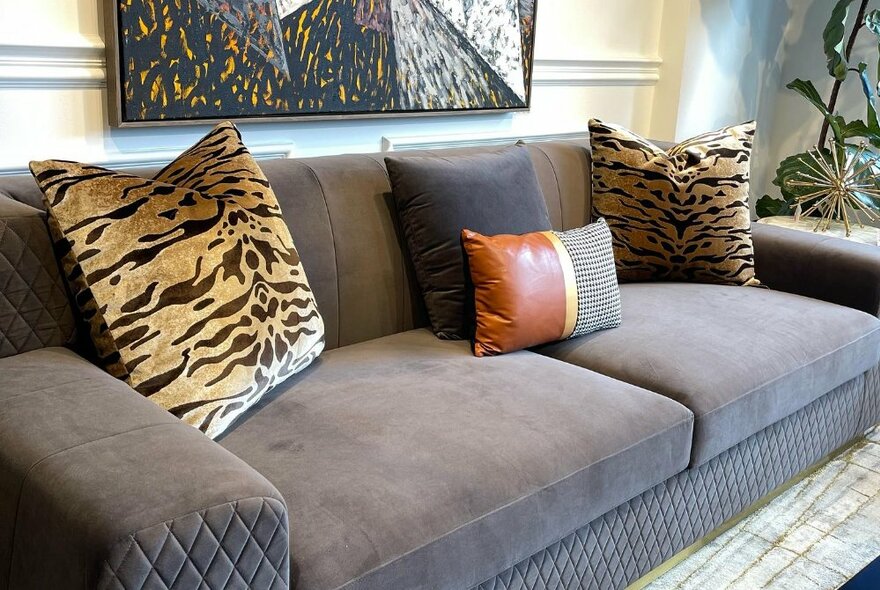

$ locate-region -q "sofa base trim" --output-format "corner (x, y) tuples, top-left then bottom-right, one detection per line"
(625, 432), (870, 590)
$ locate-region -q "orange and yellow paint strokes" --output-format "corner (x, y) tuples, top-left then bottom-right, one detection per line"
(283, 0), (398, 112)
(121, 0), (292, 120)
(118, 0), (398, 121)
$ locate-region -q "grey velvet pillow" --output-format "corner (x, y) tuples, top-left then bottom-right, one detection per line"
(386, 145), (552, 340)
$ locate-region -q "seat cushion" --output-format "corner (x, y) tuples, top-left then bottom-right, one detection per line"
(219, 329), (693, 590)
(537, 283), (880, 466)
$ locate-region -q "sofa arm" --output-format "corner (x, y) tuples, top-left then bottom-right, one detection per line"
(0, 347), (289, 590)
(752, 222), (880, 317)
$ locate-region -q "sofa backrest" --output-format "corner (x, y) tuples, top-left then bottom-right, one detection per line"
(0, 140), (591, 352)
(0, 196), (76, 357)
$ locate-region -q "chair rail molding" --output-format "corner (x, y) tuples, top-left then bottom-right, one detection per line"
(0, 39), (662, 90)
(0, 38), (106, 89)
(532, 57), (662, 87)
(0, 143), (295, 177)
(382, 130), (588, 152)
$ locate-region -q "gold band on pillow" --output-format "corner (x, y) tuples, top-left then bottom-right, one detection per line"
(542, 231), (579, 340)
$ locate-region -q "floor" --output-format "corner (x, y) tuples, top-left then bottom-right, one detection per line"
(644, 427), (880, 590)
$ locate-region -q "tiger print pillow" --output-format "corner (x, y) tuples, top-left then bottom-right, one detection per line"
(30, 122), (325, 438)
(589, 119), (759, 286)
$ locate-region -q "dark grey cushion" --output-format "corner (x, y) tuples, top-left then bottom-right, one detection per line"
(386, 146), (552, 339)
(219, 329), (693, 590)
(537, 283), (880, 466)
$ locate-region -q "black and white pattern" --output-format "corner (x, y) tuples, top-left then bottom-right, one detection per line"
(555, 218), (622, 338)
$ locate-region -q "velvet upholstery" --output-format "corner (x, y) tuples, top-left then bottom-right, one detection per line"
(219, 329), (694, 590)
(0, 347), (287, 589)
(0, 196), (75, 357)
(538, 282), (880, 466)
(753, 221), (880, 317)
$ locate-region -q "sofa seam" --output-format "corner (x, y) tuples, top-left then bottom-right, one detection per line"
(301, 162), (340, 349)
(697, 324), (880, 424)
(334, 413), (694, 590)
(0, 375), (107, 403)
(531, 144), (565, 229)
(356, 154), (407, 335)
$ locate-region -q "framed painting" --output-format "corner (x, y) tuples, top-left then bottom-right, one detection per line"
(104, 0), (538, 127)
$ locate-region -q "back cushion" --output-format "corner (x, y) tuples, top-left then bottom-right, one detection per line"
(0, 196), (75, 357)
(0, 140), (591, 352)
(260, 142), (592, 349)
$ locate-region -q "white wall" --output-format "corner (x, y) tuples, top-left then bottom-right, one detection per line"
(667, 0), (792, 202)
(665, 0), (880, 202)
(0, 0), (669, 174)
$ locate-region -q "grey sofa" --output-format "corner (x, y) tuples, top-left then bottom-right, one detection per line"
(1, 140), (879, 590)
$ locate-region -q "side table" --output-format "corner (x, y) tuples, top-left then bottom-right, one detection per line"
(757, 215), (880, 246)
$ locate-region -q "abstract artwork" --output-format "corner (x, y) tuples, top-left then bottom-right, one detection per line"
(105, 0), (538, 126)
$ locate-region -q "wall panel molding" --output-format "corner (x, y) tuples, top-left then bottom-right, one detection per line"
(382, 130), (588, 151)
(0, 143), (294, 177)
(532, 58), (662, 87)
(0, 40), (106, 89)
(0, 41), (662, 90)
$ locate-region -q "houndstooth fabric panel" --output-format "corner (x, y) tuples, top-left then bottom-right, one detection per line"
(98, 497), (289, 590)
(554, 218), (621, 337)
(474, 368), (877, 590)
(0, 209), (75, 358)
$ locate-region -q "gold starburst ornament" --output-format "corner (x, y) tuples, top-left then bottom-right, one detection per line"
(786, 143), (880, 236)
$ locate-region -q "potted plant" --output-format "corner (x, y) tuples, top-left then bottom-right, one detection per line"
(756, 0), (880, 236)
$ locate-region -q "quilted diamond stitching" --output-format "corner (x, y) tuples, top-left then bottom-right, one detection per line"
(0, 214), (74, 357)
(98, 497), (288, 590)
(473, 369), (879, 590)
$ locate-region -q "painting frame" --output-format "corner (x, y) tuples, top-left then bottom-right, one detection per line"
(103, 0), (538, 128)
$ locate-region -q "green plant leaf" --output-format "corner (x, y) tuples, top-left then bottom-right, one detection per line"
(855, 62), (880, 131)
(787, 79), (844, 144)
(786, 79), (831, 116)
(865, 10), (880, 93)
(825, 0), (858, 79)
(755, 194), (794, 218)
(839, 117), (875, 138)
(772, 149), (836, 218)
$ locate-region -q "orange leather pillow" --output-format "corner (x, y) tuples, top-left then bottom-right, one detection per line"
(462, 219), (621, 356)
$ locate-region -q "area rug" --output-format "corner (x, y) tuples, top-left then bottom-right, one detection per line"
(642, 427), (880, 590)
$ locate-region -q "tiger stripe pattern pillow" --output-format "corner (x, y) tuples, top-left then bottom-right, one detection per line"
(589, 119), (759, 286)
(30, 122), (324, 438)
